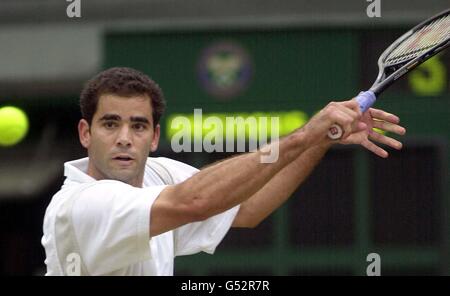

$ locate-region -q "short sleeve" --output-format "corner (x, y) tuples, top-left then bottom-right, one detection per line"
(173, 205), (240, 257)
(68, 181), (166, 275)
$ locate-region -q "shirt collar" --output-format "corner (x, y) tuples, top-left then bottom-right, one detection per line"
(63, 157), (163, 187)
(64, 157), (97, 184)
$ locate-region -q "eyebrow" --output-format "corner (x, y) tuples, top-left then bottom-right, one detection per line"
(98, 114), (150, 125)
(99, 114), (121, 122)
(130, 116), (150, 125)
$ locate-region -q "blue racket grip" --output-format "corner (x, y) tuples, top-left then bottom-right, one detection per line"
(356, 90), (376, 113)
(327, 90), (377, 140)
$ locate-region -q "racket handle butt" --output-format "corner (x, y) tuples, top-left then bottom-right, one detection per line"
(327, 124), (343, 140)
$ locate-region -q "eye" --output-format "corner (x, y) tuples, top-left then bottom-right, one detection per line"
(104, 121), (118, 129)
(133, 123), (147, 131)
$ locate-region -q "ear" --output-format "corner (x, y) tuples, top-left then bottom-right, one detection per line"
(150, 124), (161, 152)
(78, 119), (91, 149)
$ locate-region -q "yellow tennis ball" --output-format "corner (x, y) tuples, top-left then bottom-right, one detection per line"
(0, 106), (29, 146)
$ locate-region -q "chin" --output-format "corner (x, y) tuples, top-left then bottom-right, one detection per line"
(102, 169), (131, 183)
(111, 173), (134, 183)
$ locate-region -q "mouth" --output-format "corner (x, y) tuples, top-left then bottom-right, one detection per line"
(112, 155), (135, 165)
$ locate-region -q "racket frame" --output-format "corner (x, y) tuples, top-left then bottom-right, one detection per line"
(327, 8), (450, 140)
(371, 8), (450, 95)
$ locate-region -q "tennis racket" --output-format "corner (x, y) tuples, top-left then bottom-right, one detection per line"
(328, 8), (450, 140)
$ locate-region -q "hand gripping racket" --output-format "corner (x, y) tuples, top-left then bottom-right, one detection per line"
(328, 8), (450, 140)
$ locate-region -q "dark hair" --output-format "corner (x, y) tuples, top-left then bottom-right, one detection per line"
(80, 67), (166, 127)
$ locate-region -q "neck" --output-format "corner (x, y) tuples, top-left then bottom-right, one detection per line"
(86, 161), (144, 188)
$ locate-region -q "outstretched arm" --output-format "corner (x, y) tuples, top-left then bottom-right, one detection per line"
(150, 100), (363, 237)
(232, 106), (406, 228)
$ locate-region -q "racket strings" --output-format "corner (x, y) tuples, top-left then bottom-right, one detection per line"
(385, 13), (450, 66)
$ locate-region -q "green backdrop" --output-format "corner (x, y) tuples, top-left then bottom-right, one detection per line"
(104, 28), (449, 275)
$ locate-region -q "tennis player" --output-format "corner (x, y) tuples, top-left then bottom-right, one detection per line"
(41, 67), (405, 275)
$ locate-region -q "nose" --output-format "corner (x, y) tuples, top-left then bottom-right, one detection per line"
(116, 125), (132, 147)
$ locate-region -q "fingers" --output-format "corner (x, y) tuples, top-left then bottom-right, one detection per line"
(363, 129), (403, 158)
(336, 106), (406, 158)
(369, 130), (403, 150)
(369, 108), (400, 124)
(325, 101), (361, 139)
(342, 99), (362, 113)
(330, 111), (353, 139)
(372, 120), (406, 135)
(361, 139), (389, 158)
(327, 101), (361, 120)
(367, 108), (406, 135)
(362, 132), (404, 158)
(327, 105), (356, 139)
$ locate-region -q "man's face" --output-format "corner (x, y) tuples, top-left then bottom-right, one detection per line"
(78, 94), (160, 187)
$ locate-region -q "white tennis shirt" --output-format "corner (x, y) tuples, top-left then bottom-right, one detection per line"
(41, 157), (240, 276)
